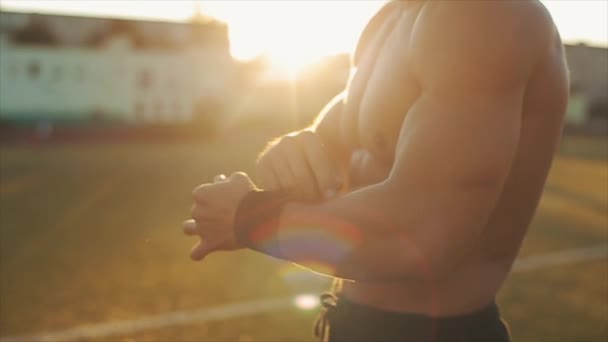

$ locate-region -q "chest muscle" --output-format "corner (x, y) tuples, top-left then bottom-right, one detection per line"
(342, 7), (421, 164)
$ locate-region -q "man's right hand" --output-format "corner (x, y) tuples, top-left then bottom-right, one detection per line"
(256, 130), (341, 201)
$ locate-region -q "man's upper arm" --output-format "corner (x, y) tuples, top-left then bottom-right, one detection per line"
(384, 2), (553, 263)
(245, 2), (557, 280)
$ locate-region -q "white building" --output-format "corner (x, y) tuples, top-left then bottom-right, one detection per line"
(0, 11), (235, 124)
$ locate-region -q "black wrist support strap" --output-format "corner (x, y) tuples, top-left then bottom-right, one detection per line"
(234, 190), (289, 259)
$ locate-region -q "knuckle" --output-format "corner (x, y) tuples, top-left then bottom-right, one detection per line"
(281, 135), (297, 148)
(229, 171), (249, 185)
(213, 174), (227, 183)
(258, 138), (281, 161)
(192, 185), (206, 202)
(301, 130), (319, 143)
(299, 130), (315, 141)
(183, 220), (196, 232)
(265, 142), (284, 157)
(231, 171), (247, 178)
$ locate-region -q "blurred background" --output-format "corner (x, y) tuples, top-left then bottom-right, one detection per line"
(0, 1), (606, 341)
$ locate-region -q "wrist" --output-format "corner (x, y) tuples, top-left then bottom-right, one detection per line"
(234, 190), (290, 259)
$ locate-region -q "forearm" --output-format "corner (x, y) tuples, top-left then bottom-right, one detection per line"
(236, 181), (438, 281)
(236, 167), (501, 281)
(279, 185), (426, 281)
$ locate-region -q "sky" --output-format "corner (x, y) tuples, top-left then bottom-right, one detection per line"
(1, 0), (606, 69)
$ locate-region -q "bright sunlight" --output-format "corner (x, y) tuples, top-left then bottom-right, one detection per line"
(1, 0), (606, 76)
(200, 1), (384, 70)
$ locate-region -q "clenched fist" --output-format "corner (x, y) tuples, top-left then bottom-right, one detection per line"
(183, 172), (255, 261)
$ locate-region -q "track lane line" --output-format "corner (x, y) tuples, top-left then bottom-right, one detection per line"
(2, 244), (607, 342)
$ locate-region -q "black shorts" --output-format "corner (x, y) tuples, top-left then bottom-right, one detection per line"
(314, 294), (510, 342)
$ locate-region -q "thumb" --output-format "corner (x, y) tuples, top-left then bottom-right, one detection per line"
(230, 171), (254, 187)
(190, 239), (219, 261)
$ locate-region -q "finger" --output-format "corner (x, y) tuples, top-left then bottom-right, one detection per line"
(190, 239), (218, 261)
(257, 161), (280, 191)
(192, 183), (212, 204)
(269, 152), (295, 191)
(193, 181), (229, 206)
(214, 174), (227, 183)
(228, 172), (254, 192)
(285, 146), (319, 199)
(182, 219), (199, 236)
(258, 157), (280, 191)
(229, 172), (253, 186)
(190, 204), (215, 222)
(302, 133), (339, 196)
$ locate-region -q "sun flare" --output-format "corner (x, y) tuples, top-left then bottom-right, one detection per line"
(200, 1), (385, 73)
(0, 0), (605, 77)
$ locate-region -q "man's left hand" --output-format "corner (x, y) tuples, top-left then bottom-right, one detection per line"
(183, 172), (255, 261)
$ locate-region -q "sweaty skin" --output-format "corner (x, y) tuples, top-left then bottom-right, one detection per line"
(304, 0), (569, 315)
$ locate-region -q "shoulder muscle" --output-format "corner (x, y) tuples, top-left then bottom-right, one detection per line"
(410, 0), (556, 92)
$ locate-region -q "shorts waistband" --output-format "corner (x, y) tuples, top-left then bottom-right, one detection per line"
(314, 292), (508, 341)
(334, 295), (501, 326)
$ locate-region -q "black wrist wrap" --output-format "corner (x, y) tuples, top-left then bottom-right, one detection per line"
(234, 190), (289, 259)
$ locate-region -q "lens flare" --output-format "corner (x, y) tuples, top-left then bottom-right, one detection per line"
(293, 294), (320, 310)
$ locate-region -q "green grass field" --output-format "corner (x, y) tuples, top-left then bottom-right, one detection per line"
(0, 132), (606, 342)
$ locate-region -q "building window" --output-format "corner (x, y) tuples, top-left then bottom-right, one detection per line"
(28, 61), (41, 80)
(138, 69), (153, 90)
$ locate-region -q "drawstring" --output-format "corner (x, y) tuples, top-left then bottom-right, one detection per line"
(314, 292), (339, 341)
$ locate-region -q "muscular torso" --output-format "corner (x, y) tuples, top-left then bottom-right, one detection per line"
(334, 1), (568, 315)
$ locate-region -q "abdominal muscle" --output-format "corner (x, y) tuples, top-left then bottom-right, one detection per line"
(335, 150), (513, 316)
